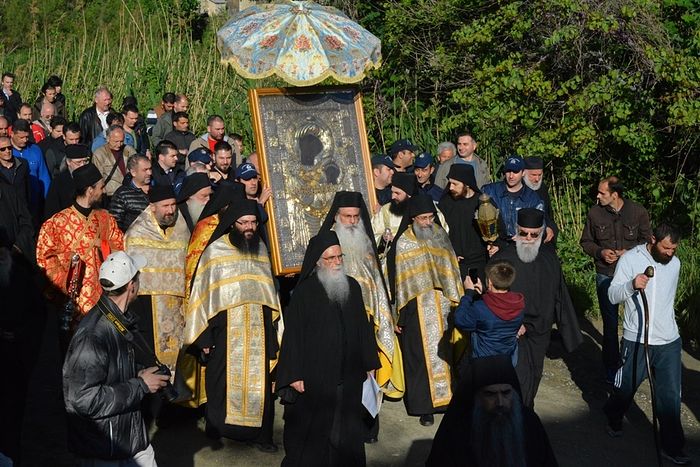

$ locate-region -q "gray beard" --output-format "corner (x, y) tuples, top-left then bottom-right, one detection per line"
(186, 198), (206, 223)
(316, 264), (350, 306)
(515, 235), (542, 263)
(0, 247), (11, 288)
(470, 395), (527, 467)
(412, 223), (434, 241)
(334, 218), (372, 263)
(523, 177), (542, 191)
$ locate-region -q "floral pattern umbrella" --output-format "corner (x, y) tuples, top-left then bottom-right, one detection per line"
(217, 0), (382, 86)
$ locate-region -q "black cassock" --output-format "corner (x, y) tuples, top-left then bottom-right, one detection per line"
(490, 245), (582, 407)
(438, 194), (487, 281)
(276, 274), (379, 467)
(43, 170), (75, 220)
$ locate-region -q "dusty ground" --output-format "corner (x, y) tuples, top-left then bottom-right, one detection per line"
(150, 318), (700, 467)
(20, 315), (700, 466)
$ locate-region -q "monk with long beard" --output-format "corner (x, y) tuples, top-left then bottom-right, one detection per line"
(489, 208), (582, 407)
(276, 231), (379, 467)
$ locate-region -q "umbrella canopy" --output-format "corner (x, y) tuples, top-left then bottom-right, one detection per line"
(217, 0), (382, 86)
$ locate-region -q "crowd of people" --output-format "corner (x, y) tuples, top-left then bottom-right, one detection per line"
(0, 73), (692, 467)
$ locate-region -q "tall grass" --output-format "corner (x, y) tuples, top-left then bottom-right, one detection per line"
(0, 6), (260, 137)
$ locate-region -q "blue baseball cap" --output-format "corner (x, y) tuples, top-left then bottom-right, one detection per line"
(235, 162), (259, 180)
(389, 139), (420, 156)
(504, 156), (524, 172)
(187, 148), (212, 164)
(413, 152), (434, 169)
(371, 154), (395, 170)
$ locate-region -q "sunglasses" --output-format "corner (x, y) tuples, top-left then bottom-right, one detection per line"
(0, 146), (12, 152)
(518, 230), (541, 239)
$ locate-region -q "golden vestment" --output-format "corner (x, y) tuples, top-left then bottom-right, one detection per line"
(37, 206), (124, 315)
(339, 244), (404, 399)
(185, 237), (281, 426)
(184, 214), (219, 299)
(124, 208), (189, 373)
(394, 226), (463, 407)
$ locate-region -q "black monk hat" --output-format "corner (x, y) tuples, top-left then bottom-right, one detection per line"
(64, 144), (91, 160)
(409, 193), (437, 218)
(447, 163), (478, 191)
(177, 173), (210, 203)
(391, 172), (417, 196)
(517, 207), (544, 228)
(524, 156), (544, 170)
(298, 230), (341, 283)
(148, 184), (176, 204)
(72, 163), (102, 191)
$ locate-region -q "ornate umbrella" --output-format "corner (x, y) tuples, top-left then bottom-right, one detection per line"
(217, 0), (382, 86)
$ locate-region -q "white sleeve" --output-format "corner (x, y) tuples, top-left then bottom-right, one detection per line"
(608, 253), (636, 305)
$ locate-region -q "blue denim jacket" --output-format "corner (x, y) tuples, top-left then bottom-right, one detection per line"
(481, 182), (545, 237)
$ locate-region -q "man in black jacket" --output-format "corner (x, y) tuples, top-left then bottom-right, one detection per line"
(63, 251), (169, 465)
(109, 154), (152, 232)
(43, 143), (90, 220)
(1, 73), (22, 125)
(79, 86), (112, 147)
(0, 135), (30, 207)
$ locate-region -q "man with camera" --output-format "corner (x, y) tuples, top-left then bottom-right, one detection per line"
(63, 251), (170, 466)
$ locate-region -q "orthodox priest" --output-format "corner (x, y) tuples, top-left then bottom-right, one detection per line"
(276, 231), (380, 467)
(176, 172), (212, 233)
(124, 184), (190, 414)
(184, 199), (281, 452)
(37, 163), (124, 326)
(387, 194), (463, 426)
(426, 355), (558, 467)
(438, 164), (488, 281)
(43, 143), (90, 220)
(319, 191), (403, 443)
(490, 208), (582, 407)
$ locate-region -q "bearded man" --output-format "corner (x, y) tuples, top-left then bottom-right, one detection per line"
(319, 191), (403, 443)
(489, 208), (582, 407)
(427, 355), (558, 467)
(37, 163), (124, 325)
(438, 163), (488, 281)
(387, 194), (463, 426)
(276, 231), (380, 467)
(371, 172), (416, 247)
(176, 173), (212, 233)
(43, 143), (91, 220)
(185, 200), (282, 452)
(124, 184), (190, 420)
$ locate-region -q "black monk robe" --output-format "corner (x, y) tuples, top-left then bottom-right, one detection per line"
(438, 193), (488, 281)
(276, 274), (380, 467)
(490, 244), (582, 407)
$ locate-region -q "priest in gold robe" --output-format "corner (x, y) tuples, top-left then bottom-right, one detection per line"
(386, 194), (463, 427)
(37, 163), (123, 324)
(124, 184), (190, 418)
(184, 199), (282, 452)
(319, 191), (403, 443)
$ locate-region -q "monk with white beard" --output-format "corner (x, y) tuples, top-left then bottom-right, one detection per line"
(489, 208), (582, 407)
(176, 173), (212, 233)
(276, 231), (380, 467)
(319, 191), (402, 443)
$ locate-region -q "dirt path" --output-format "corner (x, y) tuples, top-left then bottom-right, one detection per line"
(148, 317), (700, 466)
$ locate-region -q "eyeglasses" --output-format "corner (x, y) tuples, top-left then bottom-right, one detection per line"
(235, 219), (258, 227)
(518, 230), (541, 239)
(0, 146), (12, 152)
(321, 254), (344, 263)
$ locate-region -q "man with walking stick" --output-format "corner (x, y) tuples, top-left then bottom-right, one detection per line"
(603, 223), (689, 465)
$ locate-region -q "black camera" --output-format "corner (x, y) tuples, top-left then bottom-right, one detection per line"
(154, 364), (179, 403)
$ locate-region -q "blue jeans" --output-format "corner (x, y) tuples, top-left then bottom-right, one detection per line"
(604, 338), (684, 455)
(596, 273), (620, 374)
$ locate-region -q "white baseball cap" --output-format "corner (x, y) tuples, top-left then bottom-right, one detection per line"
(99, 251), (147, 291)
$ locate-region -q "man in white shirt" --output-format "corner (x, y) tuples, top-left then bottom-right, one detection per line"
(603, 223), (689, 465)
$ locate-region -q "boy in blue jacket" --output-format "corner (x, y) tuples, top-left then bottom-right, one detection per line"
(455, 259), (525, 365)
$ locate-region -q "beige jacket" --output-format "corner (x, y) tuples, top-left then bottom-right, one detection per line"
(92, 144), (136, 196)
